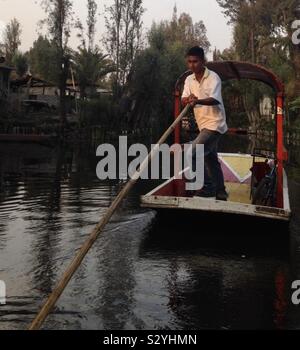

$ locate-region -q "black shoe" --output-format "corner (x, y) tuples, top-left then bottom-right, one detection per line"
(216, 189), (229, 201)
(195, 188), (216, 198)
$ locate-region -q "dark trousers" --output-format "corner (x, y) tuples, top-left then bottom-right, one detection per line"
(189, 129), (226, 192)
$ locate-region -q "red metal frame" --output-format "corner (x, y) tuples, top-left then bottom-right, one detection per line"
(276, 93), (285, 208)
(174, 90), (181, 145)
(173, 61), (287, 208)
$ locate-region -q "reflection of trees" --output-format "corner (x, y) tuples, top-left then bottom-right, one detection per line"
(166, 257), (288, 330)
(1, 141), (137, 329)
(75, 144), (138, 329)
(30, 143), (138, 329)
(0, 153), (23, 250)
(29, 147), (65, 296)
(93, 218), (137, 330)
(0, 155), (3, 190)
(139, 217), (289, 329)
(166, 257), (223, 329)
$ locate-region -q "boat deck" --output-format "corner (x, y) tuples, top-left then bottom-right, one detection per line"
(141, 153), (291, 222)
(225, 182), (251, 204)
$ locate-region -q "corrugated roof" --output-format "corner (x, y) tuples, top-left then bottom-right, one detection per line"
(0, 65), (14, 71)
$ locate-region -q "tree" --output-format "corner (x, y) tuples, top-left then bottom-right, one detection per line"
(28, 36), (59, 82)
(217, 0), (300, 97)
(104, 0), (122, 89)
(104, 0), (144, 93)
(167, 7), (210, 52)
(267, 0), (300, 98)
(40, 0), (74, 128)
(216, 0), (300, 130)
(217, 0), (264, 63)
(72, 1), (115, 99)
(127, 9), (211, 132)
(12, 52), (28, 77)
(1, 18), (22, 64)
(76, 0), (98, 51)
(87, 0), (97, 51)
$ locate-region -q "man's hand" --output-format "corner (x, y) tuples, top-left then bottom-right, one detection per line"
(182, 94), (198, 107)
(188, 94), (198, 106)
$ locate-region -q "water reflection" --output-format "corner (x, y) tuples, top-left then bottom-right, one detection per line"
(139, 214), (291, 330)
(0, 136), (299, 330)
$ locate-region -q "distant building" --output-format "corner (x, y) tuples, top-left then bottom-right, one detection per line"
(11, 75), (61, 109)
(10, 75), (112, 109)
(65, 79), (112, 98)
(10, 75), (80, 113)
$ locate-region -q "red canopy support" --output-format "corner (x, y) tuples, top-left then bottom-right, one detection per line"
(174, 91), (181, 144)
(276, 93), (285, 209)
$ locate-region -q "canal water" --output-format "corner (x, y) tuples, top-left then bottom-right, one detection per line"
(0, 136), (300, 330)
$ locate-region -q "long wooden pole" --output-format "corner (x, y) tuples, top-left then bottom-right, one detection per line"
(28, 104), (191, 330)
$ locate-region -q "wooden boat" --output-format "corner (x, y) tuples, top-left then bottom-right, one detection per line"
(141, 61), (291, 222)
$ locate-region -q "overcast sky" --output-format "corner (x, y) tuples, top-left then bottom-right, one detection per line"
(0, 0), (232, 57)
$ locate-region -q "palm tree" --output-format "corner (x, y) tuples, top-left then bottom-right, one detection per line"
(72, 48), (115, 99)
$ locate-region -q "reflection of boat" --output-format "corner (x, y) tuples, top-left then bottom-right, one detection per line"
(139, 217), (289, 329)
(141, 61), (291, 222)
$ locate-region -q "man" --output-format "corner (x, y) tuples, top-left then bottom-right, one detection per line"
(182, 46), (228, 201)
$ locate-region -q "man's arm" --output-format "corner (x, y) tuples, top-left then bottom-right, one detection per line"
(182, 75), (222, 107)
(182, 96), (220, 107)
(196, 97), (220, 106)
(182, 78), (194, 106)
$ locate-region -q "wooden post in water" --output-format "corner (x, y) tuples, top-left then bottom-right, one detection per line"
(28, 104), (191, 330)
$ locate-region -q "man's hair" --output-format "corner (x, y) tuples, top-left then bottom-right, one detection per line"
(186, 46), (205, 60)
